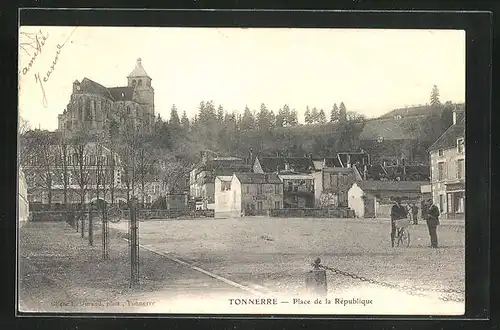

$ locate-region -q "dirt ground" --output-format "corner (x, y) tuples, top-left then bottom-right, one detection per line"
(18, 217), (465, 314)
(18, 221), (236, 313)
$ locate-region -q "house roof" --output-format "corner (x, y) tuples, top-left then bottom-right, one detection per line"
(216, 175), (233, 182)
(324, 157), (342, 168)
(312, 160), (324, 170)
(108, 86), (135, 101)
(235, 173), (282, 184)
(428, 123), (465, 152)
(214, 166), (251, 176)
(257, 157), (314, 173)
(278, 174), (314, 180)
(322, 167), (355, 173)
(128, 58), (149, 77)
(355, 181), (429, 192)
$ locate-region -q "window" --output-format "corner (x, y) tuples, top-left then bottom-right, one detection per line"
(257, 184), (263, 194)
(138, 80), (143, 86)
(257, 201), (263, 211)
(274, 184), (281, 194)
(275, 201), (281, 209)
(287, 181), (293, 192)
(132, 80), (136, 87)
(457, 138), (464, 154)
(438, 149), (444, 157)
(245, 185), (249, 193)
(439, 195), (444, 214)
(456, 159), (464, 179)
(438, 162), (445, 181)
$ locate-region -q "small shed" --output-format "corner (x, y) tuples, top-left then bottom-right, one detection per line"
(348, 181), (429, 218)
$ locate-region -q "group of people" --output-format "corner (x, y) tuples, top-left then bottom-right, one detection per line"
(390, 198), (440, 248)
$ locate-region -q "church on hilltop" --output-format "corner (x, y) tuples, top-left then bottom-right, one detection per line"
(57, 58), (155, 138)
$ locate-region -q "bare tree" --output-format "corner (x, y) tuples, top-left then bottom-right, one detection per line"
(26, 131), (57, 209)
(70, 132), (92, 238)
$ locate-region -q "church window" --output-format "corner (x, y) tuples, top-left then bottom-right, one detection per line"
(138, 80), (143, 86)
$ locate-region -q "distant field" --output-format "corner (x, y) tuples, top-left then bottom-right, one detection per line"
(109, 217), (465, 299)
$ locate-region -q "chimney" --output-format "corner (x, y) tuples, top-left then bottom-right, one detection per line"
(452, 107), (457, 125)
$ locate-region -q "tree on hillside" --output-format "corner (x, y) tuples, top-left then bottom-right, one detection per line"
(181, 110), (190, 131)
(217, 105), (225, 123)
(318, 109), (327, 124)
(311, 107), (319, 124)
(280, 105), (292, 127)
(330, 103), (339, 122)
(241, 106), (255, 131)
(169, 104), (180, 128)
(339, 102), (347, 122)
(257, 103), (270, 131)
(304, 107), (312, 124)
(275, 108), (284, 128)
(268, 110), (276, 129)
(289, 109), (299, 126)
(430, 85), (441, 107)
(440, 101), (454, 129)
(346, 111), (366, 123)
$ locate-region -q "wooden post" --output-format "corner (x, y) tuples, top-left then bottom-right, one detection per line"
(129, 196), (140, 288)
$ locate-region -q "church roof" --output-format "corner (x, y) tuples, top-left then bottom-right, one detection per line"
(108, 87), (135, 101)
(79, 78), (114, 100)
(128, 58), (149, 78)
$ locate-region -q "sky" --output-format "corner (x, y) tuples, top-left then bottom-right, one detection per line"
(18, 27), (465, 131)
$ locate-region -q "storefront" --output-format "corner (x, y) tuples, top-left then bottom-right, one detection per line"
(445, 182), (465, 218)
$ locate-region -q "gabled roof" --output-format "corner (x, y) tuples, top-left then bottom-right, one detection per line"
(79, 78), (115, 100)
(128, 58), (149, 77)
(322, 167), (354, 173)
(428, 123), (465, 152)
(235, 173), (282, 184)
(108, 87), (134, 101)
(216, 175), (233, 182)
(355, 180), (428, 192)
(324, 157), (342, 168)
(256, 157), (314, 173)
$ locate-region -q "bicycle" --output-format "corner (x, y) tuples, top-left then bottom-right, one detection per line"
(394, 218), (411, 247)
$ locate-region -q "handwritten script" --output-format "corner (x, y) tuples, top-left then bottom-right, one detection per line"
(32, 27), (78, 108)
(20, 30), (49, 75)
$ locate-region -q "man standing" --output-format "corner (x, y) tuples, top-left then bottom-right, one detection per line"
(426, 199), (440, 248)
(411, 203), (419, 225)
(390, 197), (408, 247)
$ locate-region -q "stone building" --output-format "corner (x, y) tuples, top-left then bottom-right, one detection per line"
(214, 173), (283, 218)
(312, 167), (361, 208)
(428, 108), (465, 219)
(57, 58), (155, 138)
(348, 181), (428, 218)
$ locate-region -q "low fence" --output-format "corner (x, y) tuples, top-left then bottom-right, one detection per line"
(30, 209), (215, 222)
(120, 209), (214, 219)
(269, 208), (355, 218)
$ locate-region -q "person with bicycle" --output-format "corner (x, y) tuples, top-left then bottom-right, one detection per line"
(390, 197), (408, 248)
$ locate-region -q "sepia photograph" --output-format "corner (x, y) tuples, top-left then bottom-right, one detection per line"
(17, 26), (466, 315)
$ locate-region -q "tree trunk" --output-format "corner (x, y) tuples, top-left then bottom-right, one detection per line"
(80, 193), (85, 238)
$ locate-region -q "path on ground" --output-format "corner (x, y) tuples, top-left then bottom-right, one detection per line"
(18, 221), (244, 313)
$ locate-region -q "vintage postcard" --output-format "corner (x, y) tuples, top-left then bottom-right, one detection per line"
(17, 26), (466, 315)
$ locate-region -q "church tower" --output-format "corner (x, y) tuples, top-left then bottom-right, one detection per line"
(127, 58), (155, 132)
